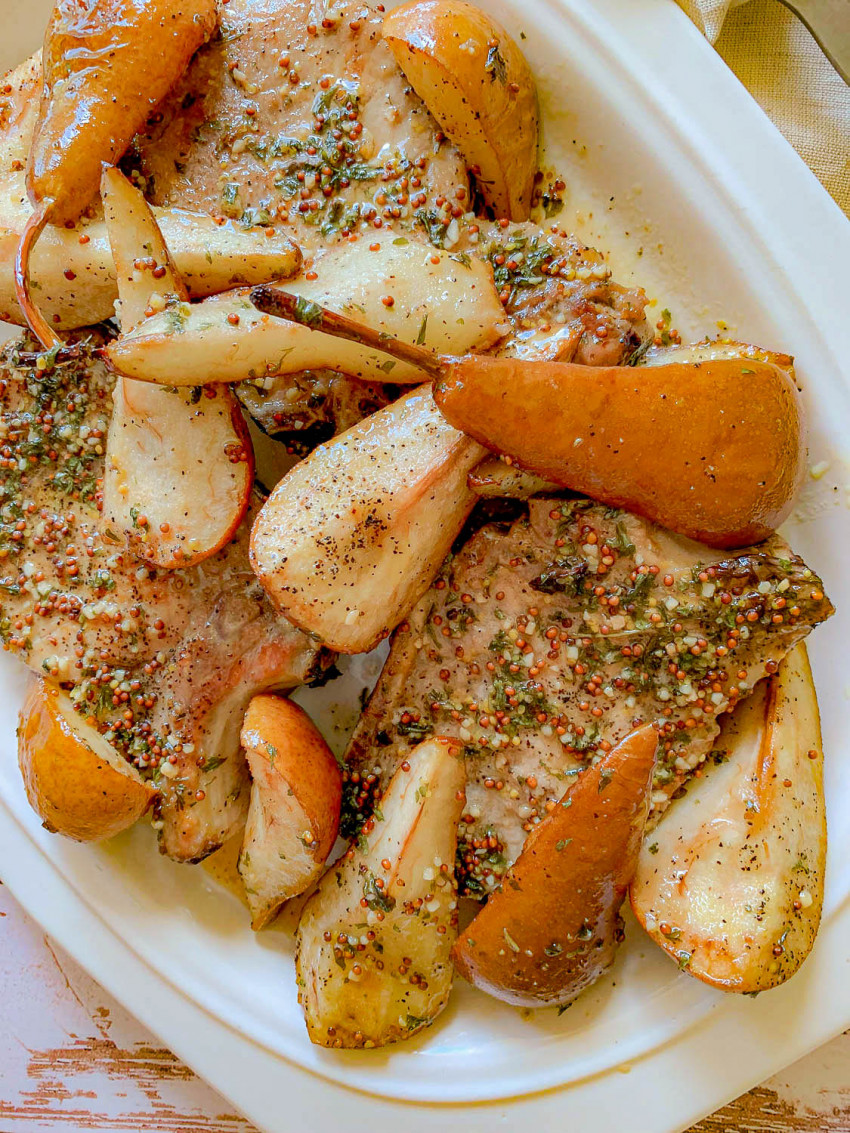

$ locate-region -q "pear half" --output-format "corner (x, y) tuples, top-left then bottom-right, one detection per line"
(18, 678), (156, 842)
(631, 643), (826, 992)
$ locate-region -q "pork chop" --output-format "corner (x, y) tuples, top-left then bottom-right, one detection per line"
(130, 0), (648, 440)
(236, 365), (396, 450)
(469, 220), (648, 368)
(0, 336), (326, 861)
(133, 0), (468, 253)
(345, 497), (833, 897)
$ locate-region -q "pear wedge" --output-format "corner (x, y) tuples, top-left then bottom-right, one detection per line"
(238, 695), (342, 931)
(452, 724), (658, 1007)
(101, 167), (253, 568)
(295, 737), (465, 1047)
(383, 0), (538, 220)
(250, 386), (486, 652)
(105, 234), (504, 386)
(18, 678), (156, 842)
(630, 643), (826, 992)
(467, 455), (558, 499)
(101, 165), (189, 329)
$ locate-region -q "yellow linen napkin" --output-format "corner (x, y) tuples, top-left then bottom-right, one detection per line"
(677, 0), (850, 214)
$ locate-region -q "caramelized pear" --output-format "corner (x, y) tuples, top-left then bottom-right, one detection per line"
(433, 354), (804, 547)
(383, 0), (538, 219)
(251, 290), (805, 549)
(18, 0), (217, 345)
(296, 736), (465, 1047)
(452, 724), (658, 1007)
(30, 0), (217, 224)
(19, 678), (156, 842)
(631, 643), (826, 991)
(239, 695), (342, 931)
(106, 234), (503, 387)
(250, 386), (485, 653)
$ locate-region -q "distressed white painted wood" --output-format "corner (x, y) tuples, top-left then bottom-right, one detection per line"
(0, 883), (847, 1132)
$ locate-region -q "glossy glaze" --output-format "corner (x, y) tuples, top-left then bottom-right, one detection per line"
(29, 0), (217, 224)
(434, 356), (806, 547)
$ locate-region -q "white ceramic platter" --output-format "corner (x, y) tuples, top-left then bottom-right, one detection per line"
(1, 0), (849, 1130)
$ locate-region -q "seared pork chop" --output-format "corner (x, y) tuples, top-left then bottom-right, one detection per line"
(236, 365), (396, 449)
(472, 221), (648, 368)
(131, 0), (648, 440)
(0, 337), (324, 861)
(345, 498), (832, 897)
(134, 0), (468, 252)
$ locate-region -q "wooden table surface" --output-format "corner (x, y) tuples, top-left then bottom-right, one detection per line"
(0, 881), (847, 1133)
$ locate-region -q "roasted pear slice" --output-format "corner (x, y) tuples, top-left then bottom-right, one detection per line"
(18, 678), (156, 842)
(105, 378), (254, 569)
(105, 234), (504, 386)
(383, 0), (539, 220)
(250, 386), (486, 653)
(101, 164), (189, 329)
(253, 292), (805, 550)
(0, 54), (299, 331)
(101, 167), (253, 568)
(29, 0), (216, 227)
(630, 643), (826, 992)
(238, 695), (342, 931)
(295, 737), (466, 1048)
(101, 165), (192, 335)
(17, 0), (218, 345)
(432, 354), (804, 548)
(0, 209), (303, 332)
(453, 724), (658, 1007)
(642, 338), (795, 374)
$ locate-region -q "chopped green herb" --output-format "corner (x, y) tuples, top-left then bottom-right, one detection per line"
(293, 296), (324, 328)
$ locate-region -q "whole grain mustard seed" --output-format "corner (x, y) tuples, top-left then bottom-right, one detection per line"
(340, 495), (830, 895)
